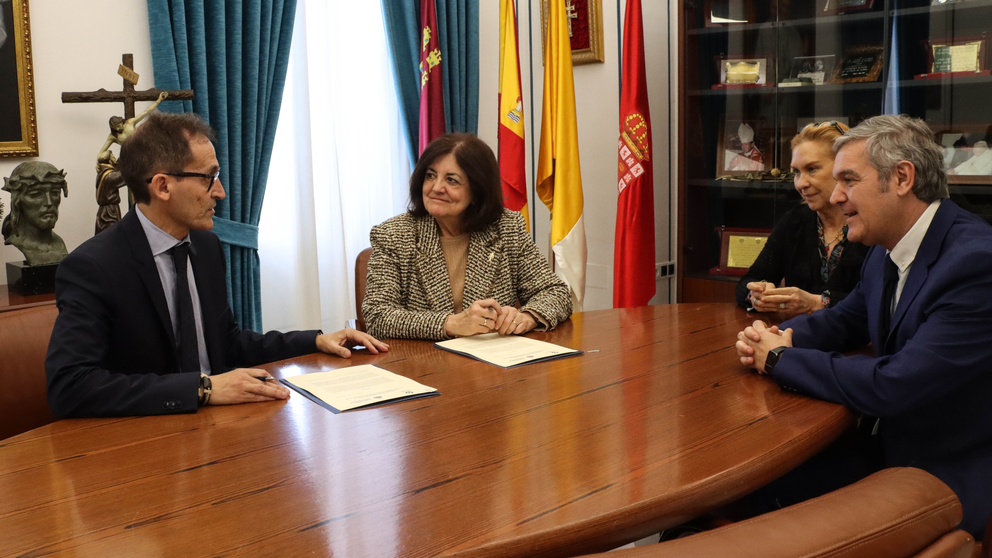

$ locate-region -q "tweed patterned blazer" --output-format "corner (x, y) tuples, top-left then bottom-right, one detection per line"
(363, 209), (572, 340)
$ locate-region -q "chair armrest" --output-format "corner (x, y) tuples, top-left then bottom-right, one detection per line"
(584, 468), (967, 558)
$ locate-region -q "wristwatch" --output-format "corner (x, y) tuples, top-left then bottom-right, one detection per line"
(198, 373), (212, 406)
(764, 346), (788, 375)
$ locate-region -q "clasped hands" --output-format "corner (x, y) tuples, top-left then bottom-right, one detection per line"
(208, 328), (390, 405)
(747, 281), (822, 317)
(444, 298), (537, 338)
(735, 319), (793, 374)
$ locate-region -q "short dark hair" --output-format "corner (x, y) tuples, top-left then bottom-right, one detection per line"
(408, 133), (504, 233)
(118, 111), (217, 204)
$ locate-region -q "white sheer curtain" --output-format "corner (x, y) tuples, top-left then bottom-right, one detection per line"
(258, 0), (411, 333)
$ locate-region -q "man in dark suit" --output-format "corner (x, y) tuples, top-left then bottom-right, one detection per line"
(736, 114), (992, 537)
(46, 111), (388, 418)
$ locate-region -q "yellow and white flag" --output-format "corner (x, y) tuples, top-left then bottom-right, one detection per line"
(536, 0), (586, 310)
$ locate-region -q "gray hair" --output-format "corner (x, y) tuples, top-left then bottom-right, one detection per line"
(833, 114), (948, 203)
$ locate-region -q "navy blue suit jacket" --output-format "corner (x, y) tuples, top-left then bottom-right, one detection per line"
(775, 199), (992, 536)
(46, 211), (319, 418)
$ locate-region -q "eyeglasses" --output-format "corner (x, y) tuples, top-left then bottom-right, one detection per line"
(817, 121), (846, 136)
(145, 171), (221, 191)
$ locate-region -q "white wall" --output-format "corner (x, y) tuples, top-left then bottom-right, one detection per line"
(1, 1), (153, 283)
(477, 0), (673, 311)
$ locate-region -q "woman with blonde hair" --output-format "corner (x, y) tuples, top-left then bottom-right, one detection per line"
(736, 121), (869, 317)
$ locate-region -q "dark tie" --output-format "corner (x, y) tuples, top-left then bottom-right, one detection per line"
(878, 255), (899, 352)
(170, 243), (200, 373)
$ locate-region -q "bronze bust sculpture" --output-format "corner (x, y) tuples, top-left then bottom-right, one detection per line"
(2, 162), (69, 266)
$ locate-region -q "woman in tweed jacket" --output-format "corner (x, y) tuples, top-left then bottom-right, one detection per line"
(363, 134), (572, 340)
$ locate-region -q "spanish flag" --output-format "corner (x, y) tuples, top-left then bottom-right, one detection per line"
(498, 0), (528, 227)
(536, 0), (587, 310)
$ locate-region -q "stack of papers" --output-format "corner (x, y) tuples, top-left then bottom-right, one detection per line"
(283, 364), (439, 413)
(435, 333), (581, 368)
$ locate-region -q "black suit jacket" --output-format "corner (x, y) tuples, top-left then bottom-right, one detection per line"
(45, 211), (318, 418)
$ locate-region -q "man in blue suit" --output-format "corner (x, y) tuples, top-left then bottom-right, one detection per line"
(736, 114), (992, 537)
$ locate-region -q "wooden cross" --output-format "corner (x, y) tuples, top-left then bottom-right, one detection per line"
(61, 54), (194, 119)
(565, 0), (578, 37)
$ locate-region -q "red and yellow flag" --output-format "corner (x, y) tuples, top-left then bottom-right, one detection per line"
(614, 0), (655, 308)
(536, 0), (586, 310)
(498, 0), (528, 227)
(418, 0), (445, 154)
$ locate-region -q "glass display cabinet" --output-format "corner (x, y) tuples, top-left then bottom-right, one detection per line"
(677, 0), (992, 302)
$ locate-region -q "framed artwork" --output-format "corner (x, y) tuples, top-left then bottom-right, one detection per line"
(711, 227), (772, 276)
(715, 56), (770, 86)
(791, 55), (836, 85)
(717, 117), (774, 177)
(0, 0), (38, 157)
(832, 45), (884, 84)
(703, 0), (756, 27)
(540, 0), (605, 65)
(935, 126), (992, 184)
(821, 0), (875, 14)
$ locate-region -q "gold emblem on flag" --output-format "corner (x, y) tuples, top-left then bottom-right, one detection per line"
(621, 113), (650, 162)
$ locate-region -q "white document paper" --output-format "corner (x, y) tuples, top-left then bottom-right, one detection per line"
(435, 333), (581, 368)
(284, 364), (438, 412)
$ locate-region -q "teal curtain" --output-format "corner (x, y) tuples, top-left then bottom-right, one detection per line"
(436, 0), (479, 135)
(381, 0), (478, 163)
(146, 0), (298, 332)
(381, 0), (420, 165)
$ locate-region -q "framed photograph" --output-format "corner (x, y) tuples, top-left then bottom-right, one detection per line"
(715, 56), (770, 86)
(716, 117), (774, 177)
(935, 126), (992, 184)
(711, 227), (772, 276)
(540, 0), (605, 65)
(821, 0), (875, 14)
(0, 0), (38, 157)
(791, 55), (836, 85)
(703, 0), (756, 27)
(832, 45), (884, 84)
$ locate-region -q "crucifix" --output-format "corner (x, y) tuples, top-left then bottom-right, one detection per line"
(62, 54), (195, 234)
(565, 0), (578, 37)
(62, 53), (194, 119)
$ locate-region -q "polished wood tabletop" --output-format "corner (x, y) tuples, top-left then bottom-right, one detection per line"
(0, 304), (852, 557)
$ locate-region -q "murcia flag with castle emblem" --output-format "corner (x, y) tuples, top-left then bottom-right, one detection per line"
(614, 0), (656, 308)
(419, 0), (446, 154)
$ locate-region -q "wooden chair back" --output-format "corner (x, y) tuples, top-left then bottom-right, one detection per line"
(355, 247), (373, 332)
(0, 304), (58, 440)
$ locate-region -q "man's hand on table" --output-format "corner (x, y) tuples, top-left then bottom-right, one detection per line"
(317, 328), (390, 358)
(209, 368), (291, 404)
(736, 320), (793, 374)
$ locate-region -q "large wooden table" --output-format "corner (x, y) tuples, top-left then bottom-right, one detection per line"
(0, 304), (852, 557)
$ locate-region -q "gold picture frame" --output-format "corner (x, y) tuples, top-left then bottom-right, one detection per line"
(0, 0), (38, 158)
(540, 0), (605, 65)
(711, 227), (771, 276)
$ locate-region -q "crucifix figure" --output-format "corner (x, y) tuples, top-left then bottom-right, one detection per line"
(565, 0), (578, 37)
(62, 54), (195, 234)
